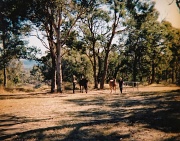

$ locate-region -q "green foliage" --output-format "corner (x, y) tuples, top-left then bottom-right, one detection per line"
(36, 50), (93, 83)
(0, 0), (179, 89)
(63, 52), (93, 82)
(5, 59), (25, 86)
(0, 0), (41, 87)
(30, 65), (44, 82)
(161, 22), (180, 84)
(36, 54), (52, 81)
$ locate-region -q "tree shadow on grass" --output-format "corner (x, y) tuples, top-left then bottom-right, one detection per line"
(64, 89), (180, 139)
(112, 89), (180, 133)
(0, 89), (179, 141)
(0, 92), (67, 100)
(0, 115), (130, 141)
(0, 114), (55, 140)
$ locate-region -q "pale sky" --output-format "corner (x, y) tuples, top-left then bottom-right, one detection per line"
(154, 0), (180, 28)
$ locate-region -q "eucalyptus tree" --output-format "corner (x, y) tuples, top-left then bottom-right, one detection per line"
(96, 0), (127, 89)
(98, 0), (156, 87)
(170, 28), (180, 84)
(133, 19), (179, 84)
(0, 0), (35, 87)
(27, 0), (92, 93)
(123, 0), (166, 83)
(78, 0), (111, 88)
(143, 19), (174, 84)
(162, 21), (180, 84)
(170, 29), (180, 85)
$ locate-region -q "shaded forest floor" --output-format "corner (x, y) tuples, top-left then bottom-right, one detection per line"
(0, 85), (180, 141)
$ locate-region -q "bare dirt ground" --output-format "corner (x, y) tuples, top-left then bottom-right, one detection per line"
(0, 85), (180, 141)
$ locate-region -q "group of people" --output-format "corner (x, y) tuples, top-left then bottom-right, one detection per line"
(72, 75), (124, 94)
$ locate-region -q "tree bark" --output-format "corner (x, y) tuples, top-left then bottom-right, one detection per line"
(56, 44), (63, 93)
(56, 7), (63, 93)
(100, 51), (109, 89)
(47, 18), (56, 93)
(99, 0), (119, 89)
(92, 41), (98, 89)
(50, 51), (56, 93)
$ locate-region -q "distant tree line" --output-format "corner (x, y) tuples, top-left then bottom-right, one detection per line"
(0, 0), (179, 92)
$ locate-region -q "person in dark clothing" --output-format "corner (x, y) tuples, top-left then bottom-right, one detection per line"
(79, 76), (88, 93)
(72, 75), (77, 93)
(118, 77), (123, 93)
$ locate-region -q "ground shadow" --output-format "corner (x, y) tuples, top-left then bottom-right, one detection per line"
(0, 92), (68, 100)
(0, 89), (179, 141)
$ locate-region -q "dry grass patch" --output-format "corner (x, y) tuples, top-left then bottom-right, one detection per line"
(0, 85), (179, 141)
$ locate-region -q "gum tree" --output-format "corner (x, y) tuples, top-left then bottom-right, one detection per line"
(27, 0), (91, 93)
(78, 1), (111, 89)
(0, 0), (36, 87)
(98, 0), (126, 89)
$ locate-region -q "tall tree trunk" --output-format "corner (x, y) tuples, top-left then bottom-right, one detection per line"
(56, 44), (63, 93)
(56, 7), (63, 93)
(47, 19), (56, 93)
(56, 30), (63, 93)
(100, 51), (109, 89)
(50, 52), (56, 93)
(100, 26), (116, 89)
(99, 1), (118, 89)
(92, 41), (98, 89)
(97, 54), (102, 88)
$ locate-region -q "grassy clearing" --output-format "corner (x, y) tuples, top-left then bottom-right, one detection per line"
(0, 85), (179, 141)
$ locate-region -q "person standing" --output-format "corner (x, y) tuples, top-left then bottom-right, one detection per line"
(72, 75), (77, 93)
(118, 77), (123, 94)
